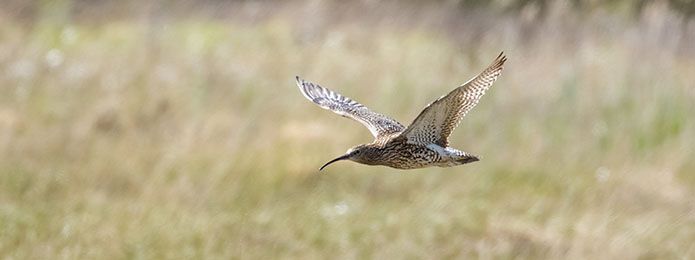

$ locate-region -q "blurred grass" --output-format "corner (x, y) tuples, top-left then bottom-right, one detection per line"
(1, 1), (694, 259)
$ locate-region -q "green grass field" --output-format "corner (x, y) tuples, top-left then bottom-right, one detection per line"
(1, 1), (694, 258)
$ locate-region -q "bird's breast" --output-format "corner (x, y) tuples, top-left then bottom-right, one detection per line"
(377, 143), (441, 169)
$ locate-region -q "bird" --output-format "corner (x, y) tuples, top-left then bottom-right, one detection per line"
(296, 52), (507, 170)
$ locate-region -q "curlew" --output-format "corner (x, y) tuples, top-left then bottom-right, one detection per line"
(296, 52), (507, 170)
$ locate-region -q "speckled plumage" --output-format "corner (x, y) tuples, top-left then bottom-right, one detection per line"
(296, 52), (507, 170)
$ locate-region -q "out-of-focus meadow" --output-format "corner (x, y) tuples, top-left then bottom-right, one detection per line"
(1, 0), (694, 258)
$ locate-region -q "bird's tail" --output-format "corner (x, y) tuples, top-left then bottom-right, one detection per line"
(445, 148), (479, 166)
(455, 154), (479, 165)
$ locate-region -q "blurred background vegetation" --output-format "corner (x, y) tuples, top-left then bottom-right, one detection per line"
(1, 0), (694, 258)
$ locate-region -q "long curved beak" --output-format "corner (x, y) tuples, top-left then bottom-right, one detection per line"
(320, 153), (351, 171)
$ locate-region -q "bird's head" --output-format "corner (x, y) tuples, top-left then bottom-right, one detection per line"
(320, 144), (378, 171)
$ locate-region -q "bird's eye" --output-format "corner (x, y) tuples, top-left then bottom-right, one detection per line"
(354, 150), (360, 154)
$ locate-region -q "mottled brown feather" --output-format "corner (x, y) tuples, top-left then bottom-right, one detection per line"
(296, 76), (405, 139)
(400, 52), (506, 146)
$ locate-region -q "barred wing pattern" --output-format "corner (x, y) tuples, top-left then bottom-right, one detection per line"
(296, 76), (405, 139)
(401, 52), (507, 146)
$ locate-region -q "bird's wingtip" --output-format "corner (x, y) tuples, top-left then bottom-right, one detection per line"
(493, 51), (507, 67)
(295, 75), (306, 88)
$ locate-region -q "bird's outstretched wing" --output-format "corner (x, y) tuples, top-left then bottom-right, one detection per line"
(400, 52), (507, 146)
(296, 76), (405, 139)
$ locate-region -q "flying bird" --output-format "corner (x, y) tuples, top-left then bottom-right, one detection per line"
(296, 52), (507, 170)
